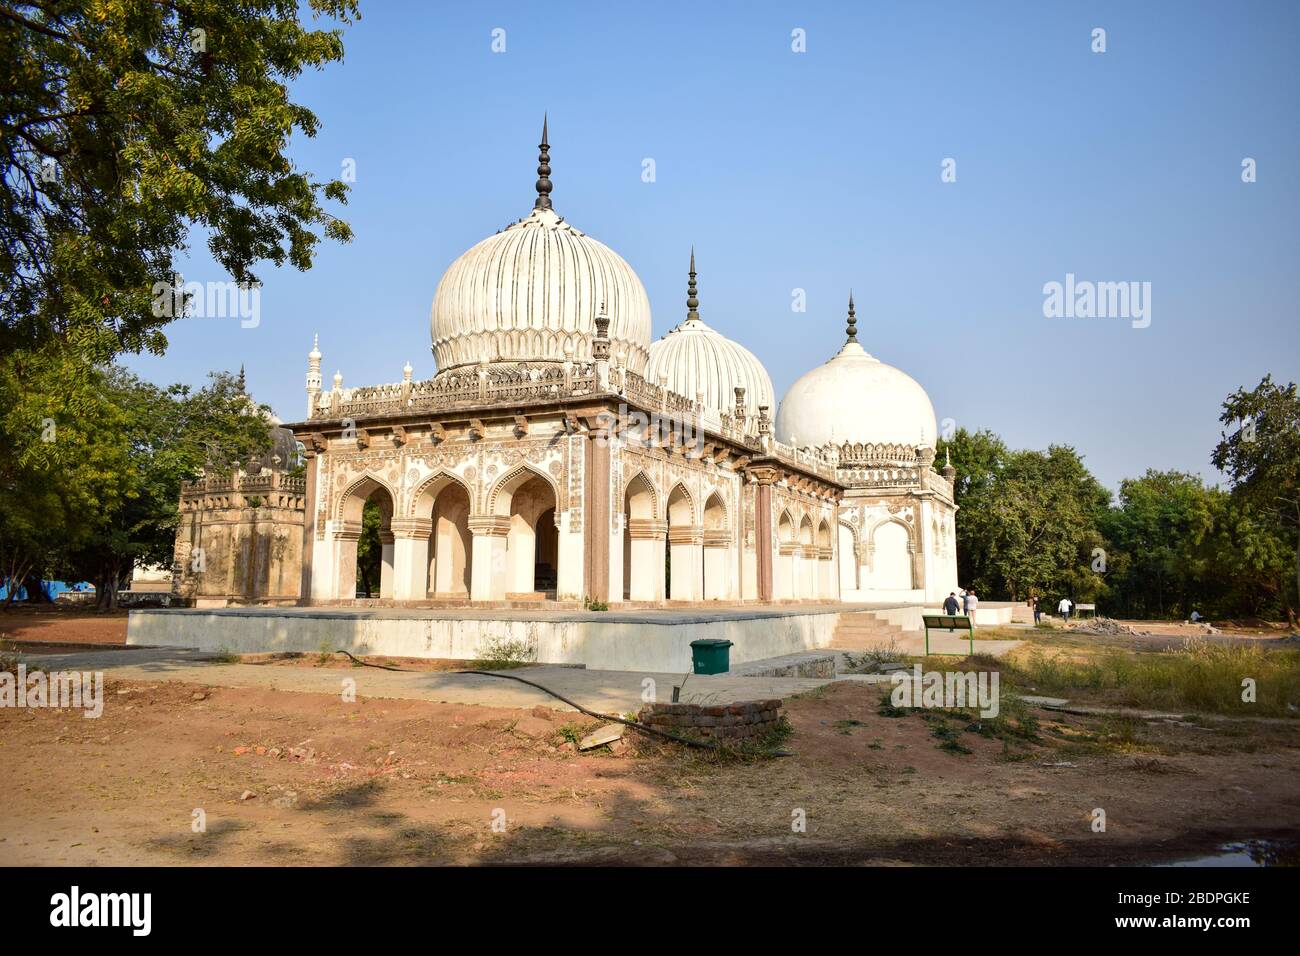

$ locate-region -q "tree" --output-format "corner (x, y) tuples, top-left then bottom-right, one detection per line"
(936, 428), (1009, 588)
(0, 349), (129, 605)
(62, 368), (274, 608)
(1101, 471), (1215, 618)
(0, 0), (356, 363)
(951, 444), (1109, 601)
(1212, 375), (1300, 620)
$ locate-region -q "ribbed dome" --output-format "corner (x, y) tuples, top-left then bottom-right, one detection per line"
(645, 253), (774, 417)
(429, 122), (651, 374)
(430, 208), (651, 373)
(646, 317), (775, 417)
(775, 299), (937, 449)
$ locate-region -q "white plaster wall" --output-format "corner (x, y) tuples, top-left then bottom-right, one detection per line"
(127, 608), (845, 673)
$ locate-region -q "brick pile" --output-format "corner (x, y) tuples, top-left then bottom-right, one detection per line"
(637, 699), (783, 741)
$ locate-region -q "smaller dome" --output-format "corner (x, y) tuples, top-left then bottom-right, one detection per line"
(644, 252), (775, 417)
(775, 295), (938, 449)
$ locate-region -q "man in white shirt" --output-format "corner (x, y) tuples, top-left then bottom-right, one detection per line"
(1057, 596), (1073, 623)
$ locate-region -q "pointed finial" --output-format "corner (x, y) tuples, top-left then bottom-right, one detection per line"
(686, 247), (699, 321)
(845, 290), (858, 342)
(534, 114), (553, 210)
(237, 363), (246, 393)
(309, 333), (321, 360)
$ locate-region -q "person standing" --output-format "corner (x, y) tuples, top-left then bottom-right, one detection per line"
(964, 588), (978, 629)
(1029, 594), (1041, 624)
(1058, 596), (1073, 623)
(943, 592), (960, 615)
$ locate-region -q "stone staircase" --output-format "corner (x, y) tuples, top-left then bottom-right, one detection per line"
(828, 611), (911, 650)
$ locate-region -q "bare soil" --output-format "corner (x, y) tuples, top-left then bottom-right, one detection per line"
(2, 672), (1297, 866)
(0, 607), (129, 648)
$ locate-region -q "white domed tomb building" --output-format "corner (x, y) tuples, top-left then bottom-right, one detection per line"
(775, 295), (958, 603)
(285, 123), (956, 608)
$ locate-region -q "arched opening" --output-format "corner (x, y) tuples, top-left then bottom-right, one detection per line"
(702, 492), (729, 600)
(666, 483), (699, 601)
(776, 510), (795, 600)
(838, 524), (858, 594)
(426, 480), (472, 597)
(497, 472), (558, 597)
(799, 516), (815, 599)
(869, 520), (913, 592)
(816, 519), (833, 599)
(623, 472), (663, 601)
(337, 478), (395, 600)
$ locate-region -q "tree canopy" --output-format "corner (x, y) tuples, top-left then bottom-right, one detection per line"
(1, 0), (357, 362)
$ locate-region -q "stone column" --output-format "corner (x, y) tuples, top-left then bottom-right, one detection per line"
(378, 531), (395, 599)
(750, 468), (778, 602)
(334, 521), (362, 600)
(468, 516), (511, 601)
(583, 418), (611, 603)
(299, 451), (317, 604)
(390, 518), (432, 601)
(703, 529), (731, 600)
(668, 526), (703, 601)
(626, 518), (667, 601)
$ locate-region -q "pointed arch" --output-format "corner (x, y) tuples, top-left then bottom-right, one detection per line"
(666, 481), (696, 527)
(703, 491), (727, 530)
(408, 468), (472, 518)
(337, 473), (397, 524)
(487, 462), (561, 516)
(623, 469), (659, 520)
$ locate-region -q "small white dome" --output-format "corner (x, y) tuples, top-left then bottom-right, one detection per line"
(429, 121), (651, 374)
(644, 253), (774, 417)
(775, 300), (937, 449)
(647, 317), (775, 417)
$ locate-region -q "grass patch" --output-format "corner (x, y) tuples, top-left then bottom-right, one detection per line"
(1001, 637), (1300, 717)
(469, 636), (535, 670)
(842, 639), (906, 673)
(208, 646), (241, 664)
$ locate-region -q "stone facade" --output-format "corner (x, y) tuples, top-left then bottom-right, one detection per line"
(173, 462), (306, 607)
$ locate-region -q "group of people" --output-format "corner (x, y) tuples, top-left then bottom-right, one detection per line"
(1028, 595), (1075, 623)
(942, 588), (978, 626)
(942, 590), (1080, 628)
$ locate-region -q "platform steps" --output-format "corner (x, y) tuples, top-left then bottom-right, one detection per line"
(828, 611), (911, 650)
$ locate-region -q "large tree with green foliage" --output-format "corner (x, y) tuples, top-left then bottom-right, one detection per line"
(61, 367), (274, 608)
(0, 349), (128, 604)
(0, 351), (274, 607)
(1212, 375), (1300, 620)
(1100, 471), (1216, 618)
(0, 0), (356, 362)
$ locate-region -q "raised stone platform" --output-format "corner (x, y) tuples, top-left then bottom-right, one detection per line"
(126, 603), (921, 673)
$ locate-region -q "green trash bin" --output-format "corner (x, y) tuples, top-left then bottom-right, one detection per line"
(690, 638), (734, 675)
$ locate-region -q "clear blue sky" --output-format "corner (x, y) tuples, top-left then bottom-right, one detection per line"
(125, 0), (1300, 492)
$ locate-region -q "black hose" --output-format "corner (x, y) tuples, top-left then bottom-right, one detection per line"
(333, 649), (788, 755)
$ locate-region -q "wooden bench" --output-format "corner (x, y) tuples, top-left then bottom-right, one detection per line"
(922, 614), (974, 656)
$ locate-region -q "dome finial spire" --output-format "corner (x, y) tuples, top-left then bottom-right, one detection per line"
(845, 290), (858, 342)
(534, 114), (553, 210)
(686, 246), (699, 321)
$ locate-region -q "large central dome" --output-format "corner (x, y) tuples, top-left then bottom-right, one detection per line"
(429, 120), (652, 374)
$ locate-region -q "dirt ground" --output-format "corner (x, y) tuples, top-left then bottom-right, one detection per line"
(2, 672), (1297, 866)
(0, 607), (129, 648)
(2, 607), (1297, 866)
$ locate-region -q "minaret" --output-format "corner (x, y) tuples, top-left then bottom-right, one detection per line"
(686, 247), (700, 322)
(534, 115), (553, 211)
(942, 446), (956, 480)
(306, 334), (322, 417)
(845, 291), (858, 343)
